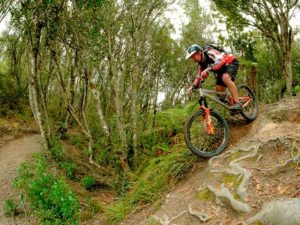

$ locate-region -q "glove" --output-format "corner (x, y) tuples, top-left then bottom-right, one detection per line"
(187, 85), (194, 94)
(201, 67), (212, 78)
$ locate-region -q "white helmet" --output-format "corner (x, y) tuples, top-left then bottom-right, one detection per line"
(185, 44), (203, 60)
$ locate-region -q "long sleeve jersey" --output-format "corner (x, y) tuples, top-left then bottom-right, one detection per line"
(193, 48), (237, 88)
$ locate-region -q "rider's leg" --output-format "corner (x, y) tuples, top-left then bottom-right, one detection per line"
(222, 73), (238, 102)
(222, 73), (241, 110)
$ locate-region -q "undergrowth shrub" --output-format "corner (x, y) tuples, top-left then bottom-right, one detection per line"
(140, 103), (197, 156)
(103, 103), (203, 224)
(14, 153), (80, 225)
(105, 148), (197, 225)
(3, 199), (18, 216)
(81, 175), (96, 190)
(59, 162), (77, 179)
(85, 196), (101, 214)
(50, 136), (64, 161)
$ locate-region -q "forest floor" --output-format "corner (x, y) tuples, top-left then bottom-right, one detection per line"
(0, 96), (300, 225)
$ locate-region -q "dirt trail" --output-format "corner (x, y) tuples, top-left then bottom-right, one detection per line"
(123, 96), (300, 225)
(0, 134), (41, 224)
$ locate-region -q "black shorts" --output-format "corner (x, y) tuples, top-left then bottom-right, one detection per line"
(215, 60), (239, 86)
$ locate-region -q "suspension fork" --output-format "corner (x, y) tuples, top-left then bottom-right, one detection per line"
(199, 98), (214, 135)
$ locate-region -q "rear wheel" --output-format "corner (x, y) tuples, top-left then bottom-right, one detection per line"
(237, 85), (258, 121)
(184, 109), (229, 158)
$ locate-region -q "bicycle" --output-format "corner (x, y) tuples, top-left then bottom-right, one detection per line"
(184, 81), (258, 158)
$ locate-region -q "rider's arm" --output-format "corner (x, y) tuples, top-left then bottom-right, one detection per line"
(207, 49), (226, 70)
(192, 65), (209, 88)
(207, 49), (237, 70)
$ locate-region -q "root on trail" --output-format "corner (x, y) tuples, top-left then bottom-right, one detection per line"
(152, 210), (187, 225)
(209, 149), (257, 200)
(202, 144), (259, 214)
(151, 203), (212, 224)
(207, 137), (300, 207)
(207, 184), (251, 213)
(188, 204), (211, 222)
(251, 139), (300, 174)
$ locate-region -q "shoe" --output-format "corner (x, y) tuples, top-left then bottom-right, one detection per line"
(231, 102), (242, 111)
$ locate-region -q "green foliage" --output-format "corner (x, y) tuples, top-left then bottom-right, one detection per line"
(294, 85), (300, 94)
(0, 33), (29, 117)
(50, 137), (64, 161)
(14, 153), (80, 225)
(230, 32), (256, 61)
(292, 40), (300, 94)
(76, 0), (105, 8)
(141, 105), (193, 156)
(70, 135), (83, 146)
(81, 175), (96, 190)
(181, 0), (213, 45)
(85, 196), (101, 214)
(101, 102), (199, 223)
(3, 199), (18, 216)
(155, 107), (187, 130)
(105, 201), (127, 224)
(105, 148), (197, 224)
(254, 39), (283, 102)
(59, 162), (77, 179)
(111, 172), (130, 196)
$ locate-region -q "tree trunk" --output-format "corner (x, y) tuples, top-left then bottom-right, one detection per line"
(90, 77), (110, 137)
(282, 51), (293, 96)
(106, 29), (129, 171)
(51, 49), (109, 172)
(131, 63), (139, 163)
(64, 49), (78, 130)
(152, 78), (160, 128)
(29, 79), (50, 150)
(28, 18), (51, 151)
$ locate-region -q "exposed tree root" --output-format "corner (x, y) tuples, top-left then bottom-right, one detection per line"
(251, 139), (300, 173)
(151, 203), (212, 224)
(152, 210), (187, 225)
(209, 146), (258, 200)
(188, 204), (211, 222)
(207, 184), (251, 213)
(252, 157), (300, 173)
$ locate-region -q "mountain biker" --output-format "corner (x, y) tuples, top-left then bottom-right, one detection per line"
(186, 44), (241, 110)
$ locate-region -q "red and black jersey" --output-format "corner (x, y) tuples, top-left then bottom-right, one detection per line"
(193, 48), (237, 88)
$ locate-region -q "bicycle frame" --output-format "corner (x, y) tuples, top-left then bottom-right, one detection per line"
(197, 85), (252, 110)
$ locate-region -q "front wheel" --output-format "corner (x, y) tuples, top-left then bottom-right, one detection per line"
(184, 109), (229, 158)
(237, 84), (258, 121)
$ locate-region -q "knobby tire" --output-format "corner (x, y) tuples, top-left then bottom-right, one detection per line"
(237, 84), (258, 121)
(184, 109), (229, 158)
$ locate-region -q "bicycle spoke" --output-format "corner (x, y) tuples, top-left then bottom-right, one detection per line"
(189, 113), (225, 153)
(237, 85), (258, 121)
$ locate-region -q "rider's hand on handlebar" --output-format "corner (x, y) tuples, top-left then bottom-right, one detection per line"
(187, 85), (194, 95)
(201, 67), (212, 78)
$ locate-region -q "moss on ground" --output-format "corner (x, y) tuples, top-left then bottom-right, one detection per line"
(195, 187), (215, 202)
